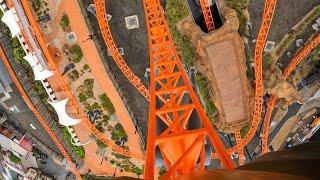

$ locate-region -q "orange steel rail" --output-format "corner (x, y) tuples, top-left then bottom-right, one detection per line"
(94, 0), (150, 101)
(210, 0), (277, 159)
(0, 47), (82, 179)
(234, 131), (245, 165)
(199, 0), (215, 31)
(142, 0), (234, 178)
(19, 0), (144, 160)
(261, 34), (320, 154)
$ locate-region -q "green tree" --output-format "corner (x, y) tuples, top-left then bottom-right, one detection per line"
(60, 14), (70, 28)
(69, 44), (83, 63)
(9, 153), (21, 163)
(111, 123), (128, 142)
(99, 94), (115, 114)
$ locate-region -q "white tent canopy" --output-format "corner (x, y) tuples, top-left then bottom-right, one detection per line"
(24, 53), (54, 81)
(1, 8), (20, 38)
(49, 98), (80, 126)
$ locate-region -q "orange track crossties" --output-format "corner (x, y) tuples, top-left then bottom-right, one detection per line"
(0, 47), (82, 179)
(19, 0), (144, 161)
(199, 0), (215, 32)
(142, 0), (234, 179)
(261, 34), (320, 154)
(210, 0), (277, 159)
(94, 0), (150, 101)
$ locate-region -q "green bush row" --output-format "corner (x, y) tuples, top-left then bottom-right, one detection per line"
(195, 73), (217, 120)
(60, 127), (85, 159)
(165, 0), (195, 67)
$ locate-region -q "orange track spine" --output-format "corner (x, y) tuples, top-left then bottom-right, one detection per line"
(142, 0), (234, 178)
(19, 0), (143, 160)
(94, 0), (150, 101)
(0, 47), (82, 179)
(235, 131), (245, 165)
(199, 0), (215, 31)
(261, 34), (320, 154)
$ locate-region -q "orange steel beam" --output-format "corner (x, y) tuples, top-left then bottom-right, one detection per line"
(94, 0), (150, 101)
(261, 34), (320, 154)
(142, 0), (234, 178)
(211, 0), (277, 159)
(199, 0), (215, 32)
(0, 47), (82, 179)
(234, 131), (245, 165)
(19, 0), (143, 160)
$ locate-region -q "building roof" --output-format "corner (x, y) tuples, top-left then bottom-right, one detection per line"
(205, 35), (251, 130)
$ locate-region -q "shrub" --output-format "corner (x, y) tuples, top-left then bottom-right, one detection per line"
(84, 79), (94, 90)
(9, 153), (21, 163)
(83, 64), (90, 71)
(32, 0), (42, 12)
(165, 0), (195, 67)
(13, 47), (25, 62)
(111, 123), (128, 142)
(240, 123), (250, 138)
(262, 53), (272, 71)
(99, 94), (115, 114)
(78, 92), (88, 102)
(60, 14), (70, 28)
(96, 139), (106, 149)
(69, 44), (83, 63)
(225, 0), (248, 35)
(195, 73), (217, 119)
(95, 122), (105, 133)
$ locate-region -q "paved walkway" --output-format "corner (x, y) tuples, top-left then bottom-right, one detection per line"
(44, 0), (144, 176)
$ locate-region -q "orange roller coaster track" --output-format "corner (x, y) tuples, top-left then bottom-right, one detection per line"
(261, 34), (320, 154)
(235, 131), (245, 165)
(199, 0), (215, 32)
(211, 0), (277, 158)
(0, 47), (82, 179)
(142, 0), (234, 178)
(94, 0), (150, 101)
(19, 0), (143, 160)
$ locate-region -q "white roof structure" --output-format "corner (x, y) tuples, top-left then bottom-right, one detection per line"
(1, 8), (20, 38)
(49, 98), (80, 126)
(0, 134), (28, 157)
(24, 54), (54, 81)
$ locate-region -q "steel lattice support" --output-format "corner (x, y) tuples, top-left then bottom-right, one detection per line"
(142, 0), (234, 179)
(261, 34), (320, 154)
(199, 0), (215, 32)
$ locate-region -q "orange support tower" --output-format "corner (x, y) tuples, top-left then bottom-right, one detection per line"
(261, 34), (320, 154)
(199, 0), (215, 32)
(142, 0), (234, 178)
(0, 47), (81, 179)
(211, 0), (277, 158)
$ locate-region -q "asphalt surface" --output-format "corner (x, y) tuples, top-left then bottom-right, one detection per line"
(84, 0), (150, 140)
